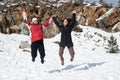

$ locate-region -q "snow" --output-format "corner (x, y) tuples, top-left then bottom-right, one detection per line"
(0, 25), (120, 80)
(6, 3), (18, 6)
(6, 5), (11, 7)
(0, 2), (5, 5)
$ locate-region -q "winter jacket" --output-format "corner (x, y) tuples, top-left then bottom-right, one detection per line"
(53, 13), (76, 48)
(25, 18), (51, 43)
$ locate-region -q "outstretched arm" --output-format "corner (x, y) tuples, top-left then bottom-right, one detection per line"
(43, 17), (52, 27)
(70, 10), (77, 28)
(52, 16), (61, 28)
(22, 10), (31, 26)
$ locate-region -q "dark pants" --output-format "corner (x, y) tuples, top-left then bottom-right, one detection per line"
(31, 40), (45, 60)
(59, 46), (75, 61)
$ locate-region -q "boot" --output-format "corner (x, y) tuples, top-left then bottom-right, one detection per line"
(41, 58), (44, 64)
(61, 60), (64, 65)
(32, 58), (35, 62)
(70, 57), (74, 62)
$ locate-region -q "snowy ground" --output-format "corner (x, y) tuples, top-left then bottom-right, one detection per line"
(0, 25), (120, 80)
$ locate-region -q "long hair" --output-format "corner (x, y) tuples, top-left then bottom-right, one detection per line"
(62, 18), (70, 23)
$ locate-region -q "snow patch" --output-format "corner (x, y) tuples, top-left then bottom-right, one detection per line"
(0, 25), (120, 80)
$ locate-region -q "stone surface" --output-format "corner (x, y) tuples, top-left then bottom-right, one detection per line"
(0, 1), (120, 35)
(112, 22), (120, 32)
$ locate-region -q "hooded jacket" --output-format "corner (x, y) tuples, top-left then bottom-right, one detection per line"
(53, 14), (76, 48)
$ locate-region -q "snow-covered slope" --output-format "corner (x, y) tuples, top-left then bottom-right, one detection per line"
(0, 25), (120, 80)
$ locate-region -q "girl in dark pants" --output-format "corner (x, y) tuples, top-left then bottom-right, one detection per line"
(52, 10), (77, 65)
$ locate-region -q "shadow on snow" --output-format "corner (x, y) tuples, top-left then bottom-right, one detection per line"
(49, 62), (106, 73)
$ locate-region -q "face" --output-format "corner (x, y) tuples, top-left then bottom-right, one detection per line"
(33, 20), (38, 25)
(63, 19), (68, 27)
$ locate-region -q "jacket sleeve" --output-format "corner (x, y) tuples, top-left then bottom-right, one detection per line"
(52, 17), (61, 28)
(43, 17), (52, 27)
(25, 19), (31, 26)
(70, 13), (76, 29)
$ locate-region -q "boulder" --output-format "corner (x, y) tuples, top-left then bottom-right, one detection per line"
(1, 1), (120, 35)
(112, 22), (120, 32)
(19, 41), (30, 49)
(0, 14), (10, 34)
(9, 25), (21, 34)
(96, 7), (120, 31)
(76, 13), (86, 25)
(75, 5), (107, 27)
(11, 8), (23, 25)
(19, 22), (29, 35)
(84, 6), (107, 26)
(43, 22), (59, 38)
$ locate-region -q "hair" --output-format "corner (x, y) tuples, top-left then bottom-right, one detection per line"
(32, 17), (38, 22)
(31, 17), (40, 24)
(62, 18), (70, 23)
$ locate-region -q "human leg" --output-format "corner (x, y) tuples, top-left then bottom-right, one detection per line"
(31, 42), (38, 62)
(38, 40), (45, 64)
(59, 46), (65, 65)
(68, 46), (75, 61)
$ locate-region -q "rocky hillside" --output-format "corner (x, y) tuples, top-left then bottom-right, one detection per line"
(0, 0), (120, 37)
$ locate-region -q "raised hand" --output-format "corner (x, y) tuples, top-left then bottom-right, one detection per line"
(51, 15), (56, 18)
(22, 10), (27, 20)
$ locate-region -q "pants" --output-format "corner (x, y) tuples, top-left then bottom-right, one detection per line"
(59, 46), (75, 61)
(31, 40), (45, 60)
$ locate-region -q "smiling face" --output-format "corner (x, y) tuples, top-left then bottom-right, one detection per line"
(32, 18), (38, 25)
(63, 19), (68, 27)
(33, 20), (38, 24)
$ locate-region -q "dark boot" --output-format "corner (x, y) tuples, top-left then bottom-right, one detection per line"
(70, 58), (74, 62)
(41, 58), (44, 64)
(32, 58), (35, 62)
(61, 60), (64, 65)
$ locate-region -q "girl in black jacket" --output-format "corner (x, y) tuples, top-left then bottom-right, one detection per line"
(52, 10), (77, 65)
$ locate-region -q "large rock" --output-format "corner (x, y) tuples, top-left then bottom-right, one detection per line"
(96, 7), (120, 31)
(9, 25), (21, 34)
(19, 22), (29, 35)
(112, 22), (120, 32)
(75, 5), (107, 26)
(43, 22), (59, 38)
(19, 41), (30, 49)
(87, 6), (107, 26)
(10, 7), (23, 25)
(76, 14), (86, 26)
(1, 1), (120, 35)
(0, 14), (10, 34)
